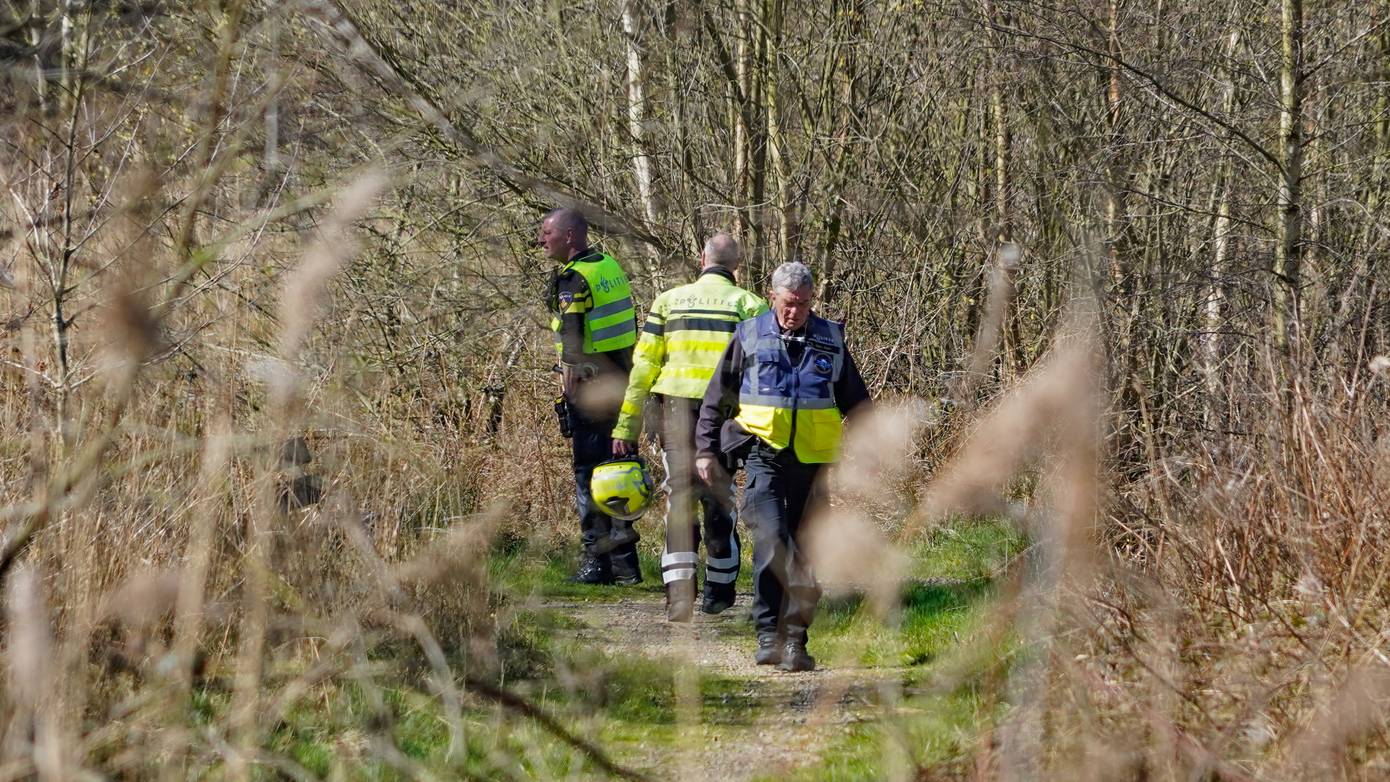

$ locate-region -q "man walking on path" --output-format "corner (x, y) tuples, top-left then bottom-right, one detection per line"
(694, 262), (870, 671)
(542, 208), (643, 585)
(611, 234), (767, 621)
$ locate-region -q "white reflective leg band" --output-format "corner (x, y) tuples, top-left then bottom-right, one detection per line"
(704, 530), (741, 584)
(706, 532), (740, 569)
(663, 568), (696, 584)
(661, 552), (698, 567)
(662, 550), (698, 585)
(704, 569), (738, 584)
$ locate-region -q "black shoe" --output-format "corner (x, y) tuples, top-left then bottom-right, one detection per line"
(701, 593), (734, 615)
(590, 524), (640, 555)
(568, 556), (613, 585)
(609, 544), (641, 586)
(776, 639), (815, 672)
(667, 598), (694, 623)
(754, 634), (782, 665)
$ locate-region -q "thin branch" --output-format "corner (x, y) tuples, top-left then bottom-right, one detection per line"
(982, 18), (1283, 172)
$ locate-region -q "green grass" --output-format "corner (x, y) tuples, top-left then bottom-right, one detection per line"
(908, 520), (1027, 582)
(783, 519), (1024, 779)
(795, 688), (993, 780)
(487, 543), (668, 601)
(488, 521), (758, 601)
(185, 517), (1023, 779)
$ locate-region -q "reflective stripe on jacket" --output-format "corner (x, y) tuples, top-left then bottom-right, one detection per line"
(732, 310), (847, 464)
(612, 269), (766, 441)
(549, 253), (637, 354)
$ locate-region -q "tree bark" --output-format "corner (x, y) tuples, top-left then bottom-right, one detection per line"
(621, 0), (665, 286)
(1274, 0), (1304, 353)
(1202, 27), (1241, 429)
(763, 0), (793, 265)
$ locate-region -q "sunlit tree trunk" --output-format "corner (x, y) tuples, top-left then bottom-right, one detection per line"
(1203, 28), (1241, 429)
(817, 0), (863, 304)
(763, 0), (793, 265)
(1105, 0), (1124, 283)
(621, 0), (664, 285)
(733, 0), (752, 249)
(980, 0), (1022, 379)
(1273, 0), (1303, 353)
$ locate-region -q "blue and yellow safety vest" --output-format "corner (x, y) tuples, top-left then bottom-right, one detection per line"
(733, 310), (848, 463)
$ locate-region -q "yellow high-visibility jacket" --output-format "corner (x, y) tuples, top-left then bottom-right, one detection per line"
(612, 268), (767, 441)
(548, 251), (637, 356)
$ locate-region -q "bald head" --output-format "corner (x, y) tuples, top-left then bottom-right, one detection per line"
(700, 233), (740, 272)
(544, 208), (588, 235)
(539, 208), (590, 262)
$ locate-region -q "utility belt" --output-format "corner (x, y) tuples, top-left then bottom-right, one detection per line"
(552, 362), (625, 438)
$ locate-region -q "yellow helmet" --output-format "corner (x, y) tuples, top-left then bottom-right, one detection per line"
(590, 458), (655, 521)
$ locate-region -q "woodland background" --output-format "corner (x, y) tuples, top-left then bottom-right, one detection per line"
(2, 0), (1390, 778)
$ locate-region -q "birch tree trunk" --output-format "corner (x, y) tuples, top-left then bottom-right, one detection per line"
(763, 0), (793, 265)
(621, 0), (664, 285)
(1274, 0), (1303, 352)
(1105, 0), (1124, 282)
(1203, 28), (1241, 429)
(733, 0), (752, 248)
(817, 0), (863, 304)
(53, 0), (92, 447)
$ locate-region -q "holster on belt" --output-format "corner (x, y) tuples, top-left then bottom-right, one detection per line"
(718, 421), (755, 472)
(553, 396), (573, 439)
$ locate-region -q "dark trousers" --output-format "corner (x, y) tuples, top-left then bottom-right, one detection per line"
(657, 398), (739, 600)
(570, 400), (640, 576)
(742, 444), (824, 643)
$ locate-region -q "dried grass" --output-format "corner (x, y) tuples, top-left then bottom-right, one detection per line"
(4, 8), (1390, 782)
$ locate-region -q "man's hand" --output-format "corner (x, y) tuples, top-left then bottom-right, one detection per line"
(612, 438), (637, 457)
(695, 455), (718, 484)
(559, 364), (577, 398)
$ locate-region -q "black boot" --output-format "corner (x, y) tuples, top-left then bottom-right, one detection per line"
(754, 633), (782, 665)
(776, 638), (815, 672)
(701, 585), (736, 615)
(568, 554), (613, 585)
(610, 544), (642, 586)
(591, 520), (640, 555)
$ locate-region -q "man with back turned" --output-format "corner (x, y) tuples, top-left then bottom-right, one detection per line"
(611, 233), (767, 621)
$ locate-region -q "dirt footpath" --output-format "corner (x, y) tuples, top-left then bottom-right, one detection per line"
(542, 593), (903, 781)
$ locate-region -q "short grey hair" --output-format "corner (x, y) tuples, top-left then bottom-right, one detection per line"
(770, 261), (813, 293)
(703, 233), (740, 268)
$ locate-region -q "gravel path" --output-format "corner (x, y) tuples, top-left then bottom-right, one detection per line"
(541, 592), (902, 781)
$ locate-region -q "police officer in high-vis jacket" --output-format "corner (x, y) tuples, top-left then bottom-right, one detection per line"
(611, 234), (767, 622)
(695, 261), (870, 672)
(541, 208), (642, 585)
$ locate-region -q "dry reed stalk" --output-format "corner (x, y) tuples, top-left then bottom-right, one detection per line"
(805, 402), (933, 780)
(230, 171), (384, 779)
(1282, 661), (1390, 777)
(911, 301), (1102, 779)
(950, 241), (1023, 410)
(907, 320), (1099, 537)
(4, 568), (69, 780)
(170, 416), (232, 687)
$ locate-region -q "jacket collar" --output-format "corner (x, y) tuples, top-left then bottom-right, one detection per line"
(564, 247), (602, 268)
(698, 266), (737, 283)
